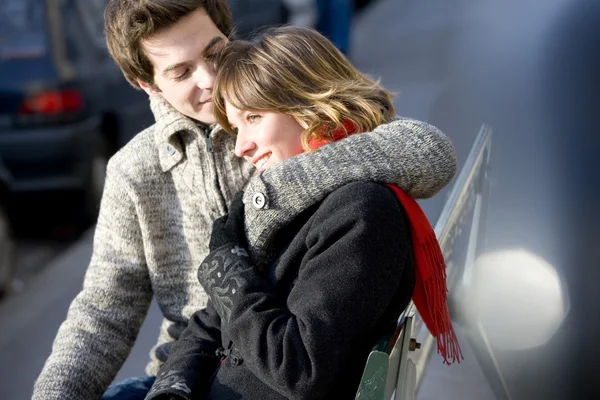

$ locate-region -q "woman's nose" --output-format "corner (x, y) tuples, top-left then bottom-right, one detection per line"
(235, 129), (256, 158)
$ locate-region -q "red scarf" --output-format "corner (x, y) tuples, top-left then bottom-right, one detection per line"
(309, 121), (463, 365)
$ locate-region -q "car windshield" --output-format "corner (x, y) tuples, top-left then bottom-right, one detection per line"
(0, 0), (47, 60)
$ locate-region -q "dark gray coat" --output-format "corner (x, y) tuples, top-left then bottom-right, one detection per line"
(147, 182), (415, 400)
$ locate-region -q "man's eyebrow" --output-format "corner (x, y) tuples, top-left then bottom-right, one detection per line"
(161, 36), (225, 77)
(201, 36), (225, 58)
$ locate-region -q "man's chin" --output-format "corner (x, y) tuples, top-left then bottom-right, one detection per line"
(188, 111), (216, 126)
(191, 104), (216, 125)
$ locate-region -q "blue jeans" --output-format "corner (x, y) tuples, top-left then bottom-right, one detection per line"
(102, 376), (156, 400)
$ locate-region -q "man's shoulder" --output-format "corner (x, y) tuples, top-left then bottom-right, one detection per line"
(311, 181), (410, 231)
(107, 124), (161, 179)
(324, 182), (398, 210)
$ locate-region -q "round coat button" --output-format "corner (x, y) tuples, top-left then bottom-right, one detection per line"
(165, 144), (176, 156)
(230, 356), (242, 366)
(251, 193), (266, 209)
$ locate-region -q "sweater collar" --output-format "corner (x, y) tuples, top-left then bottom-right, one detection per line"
(149, 95), (214, 172)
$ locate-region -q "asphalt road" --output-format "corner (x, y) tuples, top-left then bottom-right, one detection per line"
(2, 0), (594, 398)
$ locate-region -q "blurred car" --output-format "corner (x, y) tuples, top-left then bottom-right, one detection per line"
(0, 0), (290, 224)
(0, 159), (15, 298)
(0, 0), (154, 222)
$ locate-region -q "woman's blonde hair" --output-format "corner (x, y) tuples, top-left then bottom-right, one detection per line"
(213, 25), (395, 150)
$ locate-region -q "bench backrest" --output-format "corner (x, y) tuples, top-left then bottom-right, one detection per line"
(355, 312), (417, 400)
(354, 124), (493, 400)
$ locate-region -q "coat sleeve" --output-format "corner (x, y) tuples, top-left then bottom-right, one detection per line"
(32, 160), (153, 400)
(243, 117), (456, 262)
(145, 301), (223, 400)
(202, 182), (414, 399)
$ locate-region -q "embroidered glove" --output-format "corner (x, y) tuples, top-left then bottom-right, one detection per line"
(198, 240), (253, 325)
(209, 191), (247, 251)
(145, 305), (223, 400)
(199, 191), (256, 324)
(145, 365), (217, 400)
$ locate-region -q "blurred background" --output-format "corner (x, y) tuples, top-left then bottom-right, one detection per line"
(0, 0), (599, 399)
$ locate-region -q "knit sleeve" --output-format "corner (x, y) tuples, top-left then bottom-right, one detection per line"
(243, 117), (456, 262)
(32, 159), (153, 400)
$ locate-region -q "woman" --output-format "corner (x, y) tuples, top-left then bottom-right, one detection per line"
(146, 26), (459, 400)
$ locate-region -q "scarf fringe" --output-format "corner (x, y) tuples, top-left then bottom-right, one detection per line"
(419, 236), (464, 365)
(386, 184), (463, 365)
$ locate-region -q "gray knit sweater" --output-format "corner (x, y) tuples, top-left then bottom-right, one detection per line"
(32, 95), (456, 400)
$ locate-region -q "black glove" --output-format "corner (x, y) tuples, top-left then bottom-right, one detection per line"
(209, 191), (247, 252)
(199, 192), (256, 323)
(155, 321), (187, 363)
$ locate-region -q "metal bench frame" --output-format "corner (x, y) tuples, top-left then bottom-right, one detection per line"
(356, 124), (493, 400)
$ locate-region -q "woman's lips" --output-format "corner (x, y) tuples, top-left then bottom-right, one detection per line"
(254, 153), (271, 170)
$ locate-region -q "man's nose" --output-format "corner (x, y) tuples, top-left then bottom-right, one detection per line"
(234, 129), (256, 158)
(192, 63), (215, 89)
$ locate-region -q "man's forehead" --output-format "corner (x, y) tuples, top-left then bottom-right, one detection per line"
(141, 39), (171, 61)
(143, 35), (226, 72)
(143, 9), (222, 49)
(141, 7), (227, 72)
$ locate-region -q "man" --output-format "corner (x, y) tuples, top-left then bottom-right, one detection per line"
(33, 1), (457, 399)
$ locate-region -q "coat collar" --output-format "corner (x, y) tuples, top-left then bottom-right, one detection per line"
(150, 95), (213, 172)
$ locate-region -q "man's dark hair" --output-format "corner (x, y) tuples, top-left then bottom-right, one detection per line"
(104, 0), (233, 88)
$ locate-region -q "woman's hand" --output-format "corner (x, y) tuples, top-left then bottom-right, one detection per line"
(209, 191), (247, 251)
(199, 191), (254, 323)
